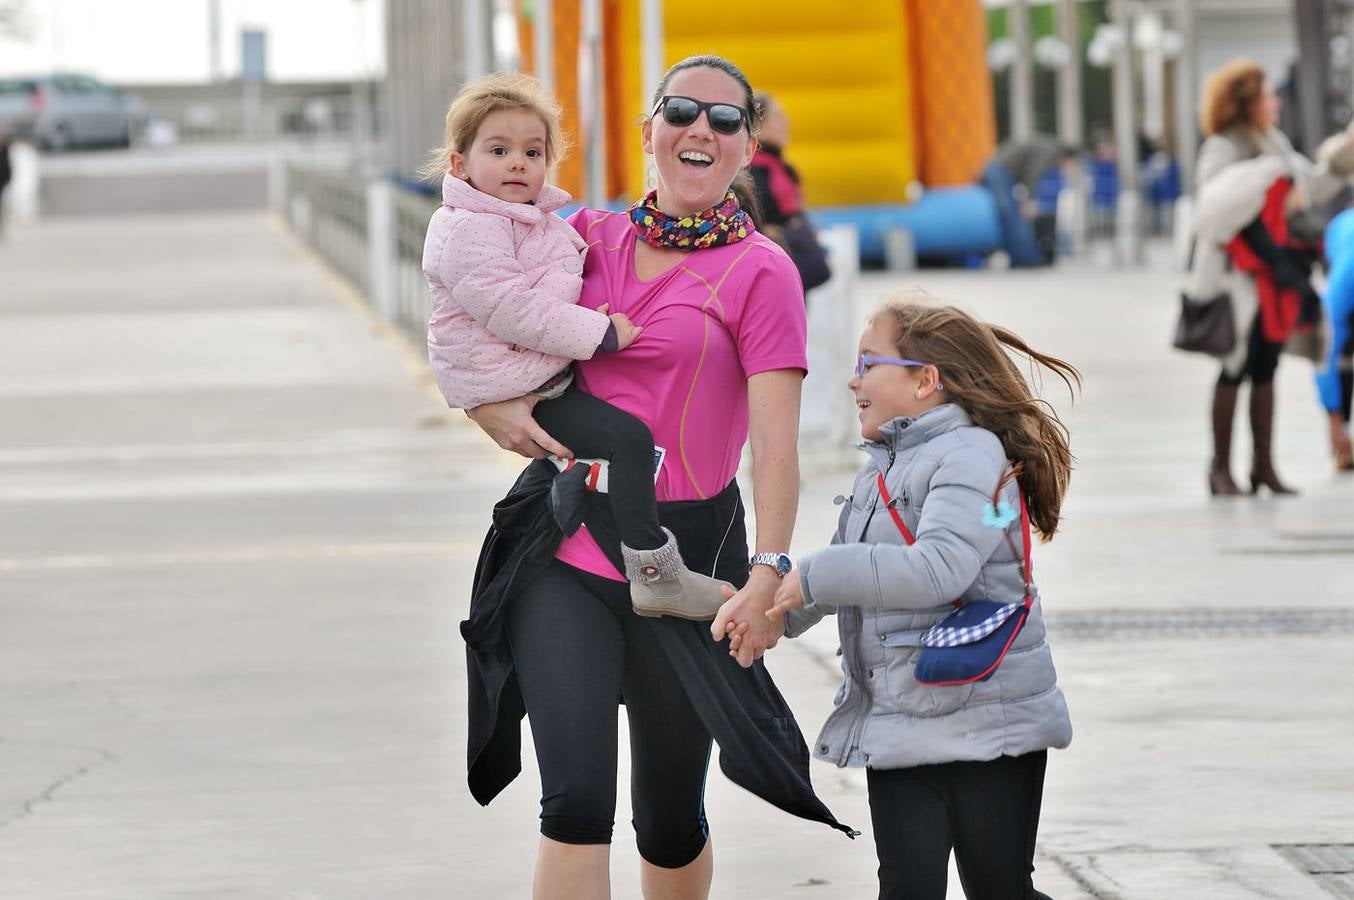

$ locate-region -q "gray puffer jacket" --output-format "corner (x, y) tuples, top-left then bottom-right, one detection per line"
(787, 404), (1072, 770)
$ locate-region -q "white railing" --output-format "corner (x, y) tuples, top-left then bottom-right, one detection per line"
(390, 185), (440, 342)
(282, 162), (439, 344)
(283, 163), (369, 292)
(141, 94), (361, 145)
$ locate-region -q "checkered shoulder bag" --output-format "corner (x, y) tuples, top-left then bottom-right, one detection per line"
(875, 468), (1034, 686)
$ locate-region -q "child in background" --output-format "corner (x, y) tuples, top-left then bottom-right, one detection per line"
(421, 72), (731, 618)
(759, 296), (1077, 899)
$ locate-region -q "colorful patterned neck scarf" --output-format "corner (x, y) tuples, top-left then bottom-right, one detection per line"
(628, 189), (752, 251)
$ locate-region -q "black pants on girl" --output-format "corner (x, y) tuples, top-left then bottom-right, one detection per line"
(867, 751), (1051, 900)
(533, 381), (667, 550)
(505, 559), (713, 868)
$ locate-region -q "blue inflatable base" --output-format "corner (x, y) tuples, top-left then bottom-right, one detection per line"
(811, 186), (1002, 264)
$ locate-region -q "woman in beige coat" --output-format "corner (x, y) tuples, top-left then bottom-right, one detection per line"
(1190, 59), (1354, 495)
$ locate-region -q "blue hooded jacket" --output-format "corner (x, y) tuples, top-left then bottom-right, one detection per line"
(1319, 210), (1354, 413)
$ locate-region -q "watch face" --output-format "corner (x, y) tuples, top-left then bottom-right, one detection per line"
(776, 554), (792, 576)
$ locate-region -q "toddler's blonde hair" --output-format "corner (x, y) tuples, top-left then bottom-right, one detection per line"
(420, 72), (566, 182)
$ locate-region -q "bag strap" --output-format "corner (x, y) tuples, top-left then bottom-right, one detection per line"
(876, 470), (917, 544)
(875, 470), (1034, 609)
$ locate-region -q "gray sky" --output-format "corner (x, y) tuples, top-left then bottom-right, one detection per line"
(0, 0), (386, 84)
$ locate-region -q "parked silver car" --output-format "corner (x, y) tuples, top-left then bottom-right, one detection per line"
(0, 73), (143, 150)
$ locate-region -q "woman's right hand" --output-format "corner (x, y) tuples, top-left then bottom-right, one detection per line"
(465, 396), (573, 460)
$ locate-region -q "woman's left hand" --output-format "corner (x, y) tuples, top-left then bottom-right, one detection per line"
(710, 569), (782, 667)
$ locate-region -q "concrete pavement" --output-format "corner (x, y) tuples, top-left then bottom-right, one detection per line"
(1, 212), (1352, 899)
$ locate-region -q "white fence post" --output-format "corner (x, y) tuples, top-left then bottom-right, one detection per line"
(367, 178), (395, 321)
(800, 224), (861, 467)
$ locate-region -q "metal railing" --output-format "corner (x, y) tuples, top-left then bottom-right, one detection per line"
(281, 161), (438, 344)
(391, 186), (439, 343)
(284, 164), (370, 292)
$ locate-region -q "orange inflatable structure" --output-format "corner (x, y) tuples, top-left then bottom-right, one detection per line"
(516, 0), (996, 206)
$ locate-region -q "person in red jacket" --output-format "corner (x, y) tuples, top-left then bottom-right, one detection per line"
(1221, 175), (1324, 494)
(749, 92), (830, 292)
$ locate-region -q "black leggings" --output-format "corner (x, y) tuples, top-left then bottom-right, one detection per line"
(533, 381), (666, 550)
(867, 751), (1051, 900)
(1218, 318), (1283, 387)
(505, 560), (713, 868)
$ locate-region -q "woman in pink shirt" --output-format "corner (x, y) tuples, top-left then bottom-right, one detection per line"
(466, 56), (815, 899)
(422, 72), (734, 617)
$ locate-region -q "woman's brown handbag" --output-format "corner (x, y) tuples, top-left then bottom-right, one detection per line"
(1173, 292), (1236, 356)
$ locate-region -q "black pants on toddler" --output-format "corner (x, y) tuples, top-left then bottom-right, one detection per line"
(505, 560), (713, 867)
(533, 381), (666, 550)
(867, 750), (1050, 900)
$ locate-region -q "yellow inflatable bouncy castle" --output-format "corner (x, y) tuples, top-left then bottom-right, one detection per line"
(518, 0), (1002, 258)
(639, 0), (919, 206)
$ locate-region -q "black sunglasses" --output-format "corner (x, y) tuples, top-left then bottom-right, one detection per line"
(653, 95), (749, 136)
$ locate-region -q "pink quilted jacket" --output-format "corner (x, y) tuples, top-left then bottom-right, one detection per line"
(423, 174), (608, 409)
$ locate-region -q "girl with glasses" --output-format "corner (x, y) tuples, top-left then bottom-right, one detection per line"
(742, 295), (1079, 899)
(459, 56), (851, 899)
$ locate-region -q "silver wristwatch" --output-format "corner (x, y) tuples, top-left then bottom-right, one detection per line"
(750, 551), (793, 577)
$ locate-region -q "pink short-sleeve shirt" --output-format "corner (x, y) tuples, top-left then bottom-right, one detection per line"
(555, 208), (809, 580)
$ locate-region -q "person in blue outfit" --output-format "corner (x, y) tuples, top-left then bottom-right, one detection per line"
(982, 135), (1079, 266)
(1319, 208), (1354, 470)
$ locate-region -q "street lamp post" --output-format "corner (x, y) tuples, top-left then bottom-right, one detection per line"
(582, 0), (606, 208)
(1173, 0), (1197, 196)
(1110, 0), (1141, 265)
(1057, 0), (1083, 148)
(533, 0), (553, 97)
(1009, 0), (1034, 141)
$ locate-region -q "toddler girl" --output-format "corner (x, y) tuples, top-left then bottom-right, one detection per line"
(762, 295), (1078, 898)
(421, 72), (730, 618)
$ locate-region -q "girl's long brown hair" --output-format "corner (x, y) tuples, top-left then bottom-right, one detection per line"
(874, 295), (1081, 540)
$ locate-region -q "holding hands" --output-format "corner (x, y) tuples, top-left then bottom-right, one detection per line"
(767, 567), (806, 620)
(712, 568), (807, 667)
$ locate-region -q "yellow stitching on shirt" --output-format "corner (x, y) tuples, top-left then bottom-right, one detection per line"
(585, 211), (628, 252)
(676, 311), (712, 499)
(674, 244), (757, 497)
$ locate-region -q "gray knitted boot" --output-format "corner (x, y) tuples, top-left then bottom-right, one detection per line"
(621, 527), (734, 621)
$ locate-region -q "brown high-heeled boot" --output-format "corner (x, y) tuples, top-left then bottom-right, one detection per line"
(1208, 382), (1243, 496)
(1249, 382), (1297, 495)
